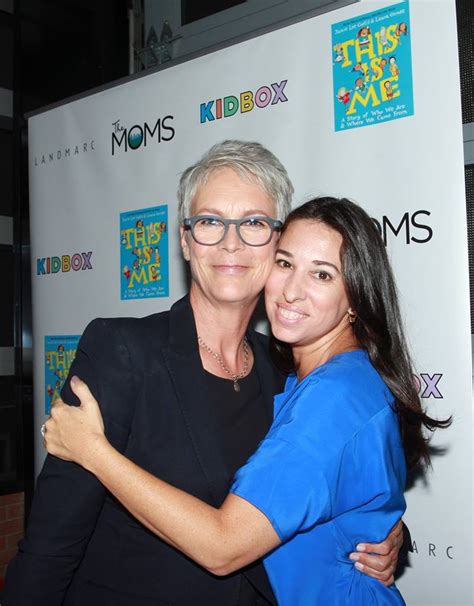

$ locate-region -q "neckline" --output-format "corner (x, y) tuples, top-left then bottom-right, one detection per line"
(293, 348), (365, 384)
(203, 365), (256, 384)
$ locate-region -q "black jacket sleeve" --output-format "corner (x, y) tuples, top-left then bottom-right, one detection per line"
(3, 319), (136, 606)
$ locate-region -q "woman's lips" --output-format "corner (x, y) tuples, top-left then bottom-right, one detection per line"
(276, 303), (308, 322)
(213, 264), (248, 275)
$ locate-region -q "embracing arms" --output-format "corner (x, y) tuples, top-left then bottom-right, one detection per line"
(45, 376), (403, 582)
(46, 377), (279, 575)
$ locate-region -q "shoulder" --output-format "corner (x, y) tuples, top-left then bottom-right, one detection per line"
(275, 351), (396, 451)
(304, 350), (391, 410)
(83, 310), (169, 343)
(86, 309), (170, 331)
(78, 310), (171, 367)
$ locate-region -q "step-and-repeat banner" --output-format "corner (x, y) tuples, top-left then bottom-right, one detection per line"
(28, 1), (471, 603)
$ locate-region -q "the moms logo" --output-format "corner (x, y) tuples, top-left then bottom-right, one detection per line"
(200, 80), (288, 124)
(413, 373), (443, 399)
(372, 210), (432, 245)
(112, 116), (175, 155)
(37, 252), (93, 276)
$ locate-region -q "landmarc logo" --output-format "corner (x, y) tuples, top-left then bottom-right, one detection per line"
(200, 79), (288, 124)
(411, 539), (454, 560)
(36, 251), (93, 276)
(33, 139), (95, 167)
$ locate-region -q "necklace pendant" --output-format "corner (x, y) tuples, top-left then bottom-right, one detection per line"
(197, 334), (249, 391)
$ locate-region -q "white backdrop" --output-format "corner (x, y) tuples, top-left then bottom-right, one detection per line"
(28, 0), (471, 604)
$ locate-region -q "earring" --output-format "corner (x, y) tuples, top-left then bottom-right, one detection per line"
(348, 309), (356, 324)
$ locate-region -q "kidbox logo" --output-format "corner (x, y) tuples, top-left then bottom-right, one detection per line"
(413, 373), (443, 399)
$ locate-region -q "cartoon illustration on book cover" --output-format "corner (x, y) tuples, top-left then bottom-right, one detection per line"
(120, 205), (169, 300)
(332, 2), (413, 131)
(44, 335), (80, 414)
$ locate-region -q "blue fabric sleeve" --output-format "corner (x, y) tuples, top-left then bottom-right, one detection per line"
(231, 437), (332, 542)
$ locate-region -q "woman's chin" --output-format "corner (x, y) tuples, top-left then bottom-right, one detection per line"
(209, 285), (261, 306)
(269, 323), (298, 347)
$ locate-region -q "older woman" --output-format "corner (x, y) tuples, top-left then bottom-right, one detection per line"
(5, 143), (402, 606)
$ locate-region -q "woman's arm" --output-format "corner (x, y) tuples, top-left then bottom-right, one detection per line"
(45, 377), (281, 576)
(45, 375), (404, 584)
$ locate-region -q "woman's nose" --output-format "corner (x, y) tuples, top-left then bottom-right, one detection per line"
(220, 223), (244, 252)
(283, 272), (306, 303)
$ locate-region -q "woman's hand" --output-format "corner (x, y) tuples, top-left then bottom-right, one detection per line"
(44, 376), (106, 470)
(349, 519), (404, 585)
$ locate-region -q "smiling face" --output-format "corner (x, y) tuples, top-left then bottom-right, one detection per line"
(265, 219), (355, 364)
(180, 167), (279, 308)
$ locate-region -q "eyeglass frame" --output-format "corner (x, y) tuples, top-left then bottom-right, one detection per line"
(183, 215), (283, 247)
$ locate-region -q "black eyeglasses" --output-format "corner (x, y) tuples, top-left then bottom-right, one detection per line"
(183, 215), (283, 247)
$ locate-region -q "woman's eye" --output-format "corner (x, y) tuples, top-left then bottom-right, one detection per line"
(275, 258), (291, 268)
(242, 218), (267, 229)
(315, 271), (332, 281)
(198, 217), (221, 226)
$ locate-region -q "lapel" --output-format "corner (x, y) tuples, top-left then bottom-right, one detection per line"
(241, 331), (284, 606)
(247, 329), (285, 428)
(162, 296), (230, 506)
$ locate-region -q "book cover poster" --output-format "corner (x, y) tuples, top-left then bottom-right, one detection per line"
(120, 205), (169, 300)
(332, 2), (413, 131)
(44, 335), (80, 414)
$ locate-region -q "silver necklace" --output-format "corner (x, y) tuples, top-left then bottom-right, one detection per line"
(198, 335), (249, 392)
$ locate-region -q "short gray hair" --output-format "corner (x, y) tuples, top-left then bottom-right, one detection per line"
(177, 140), (293, 223)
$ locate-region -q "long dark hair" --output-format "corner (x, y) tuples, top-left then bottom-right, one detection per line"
(270, 196), (450, 470)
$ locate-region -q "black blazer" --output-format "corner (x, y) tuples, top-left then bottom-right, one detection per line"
(4, 296), (285, 605)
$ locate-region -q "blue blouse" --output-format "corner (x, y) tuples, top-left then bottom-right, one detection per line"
(231, 350), (406, 605)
